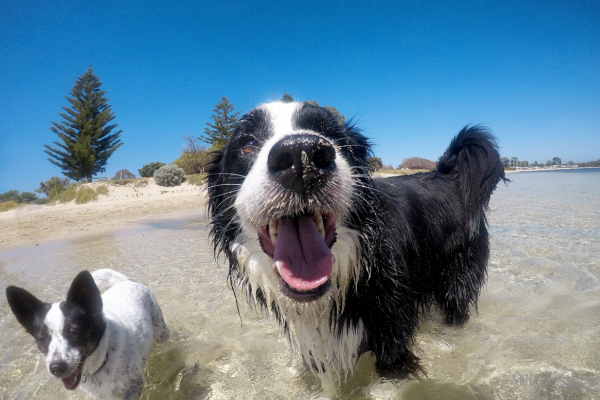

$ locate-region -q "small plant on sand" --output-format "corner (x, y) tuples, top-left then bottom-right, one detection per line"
(113, 169), (136, 180)
(154, 165), (184, 187)
(139, 162), (165, 178)
(75, 186), (99, 204)
(0, 201), (19, 212)
(185, 173), (207, 186)
(95, 185), (109, 195)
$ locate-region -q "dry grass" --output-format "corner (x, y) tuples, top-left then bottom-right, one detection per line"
(49, 184), (101, 205)
(0, 201), (19, 212)
(109, 178), (149, 187)
(75, 186), (99, 204)
(95, 185), (109, 195)
(184, 173), (207, 186)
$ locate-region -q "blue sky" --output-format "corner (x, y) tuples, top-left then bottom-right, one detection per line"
(1, 0), (599, 193)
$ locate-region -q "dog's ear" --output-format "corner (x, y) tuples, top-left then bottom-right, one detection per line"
(66, 271), (103, 316)
(6, 286), (49, 336)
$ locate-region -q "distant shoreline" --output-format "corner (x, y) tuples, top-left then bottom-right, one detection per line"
(505, 166), (600, 173)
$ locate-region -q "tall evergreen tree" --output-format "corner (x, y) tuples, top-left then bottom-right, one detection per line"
(199, 96), (240, 150)
(44, 67), (123, 183)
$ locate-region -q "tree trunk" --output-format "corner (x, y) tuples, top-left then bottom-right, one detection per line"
(87, 174), (92, 183)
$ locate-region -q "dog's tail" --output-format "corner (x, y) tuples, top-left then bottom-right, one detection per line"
(437, 125), (506, 221)
(91, 269), (130, 293)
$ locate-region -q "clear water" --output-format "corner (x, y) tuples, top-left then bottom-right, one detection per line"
(1, 169), (599, 399)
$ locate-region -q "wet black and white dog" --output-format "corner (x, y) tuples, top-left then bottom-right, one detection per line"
(6, 269), (169, 400)
(207, 101), (505, 382)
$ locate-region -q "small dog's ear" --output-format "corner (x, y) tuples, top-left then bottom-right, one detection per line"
(6, 286), (49, 336)
(66, 271), (103, 316)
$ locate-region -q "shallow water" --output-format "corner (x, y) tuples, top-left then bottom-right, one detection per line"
(1, 169), (599, 399)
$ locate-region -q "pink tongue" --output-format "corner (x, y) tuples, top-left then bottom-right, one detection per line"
(273, 216), (334, 291)
(61, 369), (78, 388)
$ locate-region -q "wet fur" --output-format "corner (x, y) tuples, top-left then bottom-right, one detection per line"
(6, 269), (169, 400)
(206, 101), (506, 383)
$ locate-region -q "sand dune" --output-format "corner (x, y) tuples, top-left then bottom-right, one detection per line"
(0, 179), (207, 251)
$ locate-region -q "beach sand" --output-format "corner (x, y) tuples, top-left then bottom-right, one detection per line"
(0, 179), (206, 251)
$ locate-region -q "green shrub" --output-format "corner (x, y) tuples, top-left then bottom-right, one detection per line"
(0, 190), (22, 203)
(95, 185), (109, 195)
(139, 162), (166, 177)
(154, 165), (185, 187)
(36, 198), (49, 205)
(75, 186), (98, 204)
(35, 177), (70, 198)
(185, 173), (207, 186)
(49, 185), (78, 204)
(113, 169), (136, 180)
(20, 192), (38, 203)
(0, 201), (19, 212)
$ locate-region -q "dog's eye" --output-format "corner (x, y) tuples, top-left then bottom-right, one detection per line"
(69, 328), (79, 339)
(37, 334), (48, 344)
(240, 140), (258, 155)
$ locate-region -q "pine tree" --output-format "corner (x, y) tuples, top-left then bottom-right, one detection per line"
(44, 67), (123, 183)
(199, 96), (240, 150)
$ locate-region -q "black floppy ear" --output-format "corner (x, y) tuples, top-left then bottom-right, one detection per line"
(6, 286), (50, 336)
(66, 271), (103, 316)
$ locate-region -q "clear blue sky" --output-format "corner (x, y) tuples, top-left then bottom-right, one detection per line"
(1, 0), (599, 193)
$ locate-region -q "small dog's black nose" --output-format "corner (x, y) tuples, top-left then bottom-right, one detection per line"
(268, 133), (336, 194)
(49, 361), (68, 376)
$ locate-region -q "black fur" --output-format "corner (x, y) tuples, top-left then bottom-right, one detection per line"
(206, 102), (506, 375)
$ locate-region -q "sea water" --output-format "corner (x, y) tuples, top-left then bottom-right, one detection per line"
(0, 169), (598, 399)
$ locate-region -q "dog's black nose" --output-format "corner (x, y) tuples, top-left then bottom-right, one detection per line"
(50, 361), (68, 376)
(268, 133), (336, 194)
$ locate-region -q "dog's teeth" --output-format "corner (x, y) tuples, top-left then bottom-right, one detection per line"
(314, 212), (325, 239)
(269, 220), (278, 244)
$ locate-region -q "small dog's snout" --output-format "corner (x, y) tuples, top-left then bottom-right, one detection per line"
(268, 133), (336, 194)
(50, 361), (68, 376)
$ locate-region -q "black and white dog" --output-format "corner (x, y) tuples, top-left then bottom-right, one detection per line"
(6, 269), (169, 400)
(207, 101), (505, 383)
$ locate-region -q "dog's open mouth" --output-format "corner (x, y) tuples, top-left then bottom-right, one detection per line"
(61, 367), (81, 390)
(257, 211), (337, 301)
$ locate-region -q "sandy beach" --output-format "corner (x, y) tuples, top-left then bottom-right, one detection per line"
(0, 179), (207, 251)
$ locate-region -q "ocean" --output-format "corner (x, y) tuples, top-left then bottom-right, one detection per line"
(0, 168), (598, 399)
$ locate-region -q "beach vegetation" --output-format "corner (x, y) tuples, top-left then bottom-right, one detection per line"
(74, 186), (99, 204)
(366, 157), (383, 172)
(113, 169), (136, 180)
(44, 67), (123, 183)
(139, 162), (165, 177)
(35, 198), (49, 205)
(174, 135), (210, 174)
(36, 177), (71, 199)
(47, 183), (104, 205)
(95, 185), (109, 195)
(0, 190), (39, 204)
(199, 97), (240, 150)
(402, 157), (437, 170)
(281, 93), (294, 103)
(0, 201), (19, 212)
(185, 173), (207, 186)
(19, 192), (39, 203)
(154, 165), (185, 187)
(0, 190), (22, 203)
